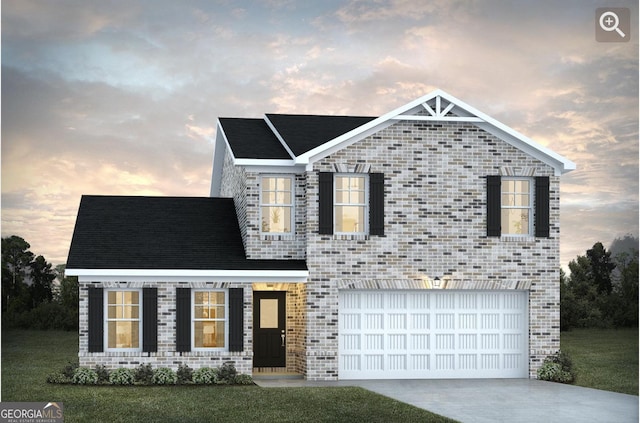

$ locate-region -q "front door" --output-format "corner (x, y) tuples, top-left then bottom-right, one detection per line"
(253, 291), (286, 368)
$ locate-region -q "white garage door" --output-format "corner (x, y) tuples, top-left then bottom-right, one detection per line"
(338, 290), (528, 379)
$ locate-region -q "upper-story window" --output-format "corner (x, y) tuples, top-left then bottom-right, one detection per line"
(105, 290), (141, 351)
(261, 176), (293, 234)
(501, 178), (533, 235)
(335, 175), (368, 234)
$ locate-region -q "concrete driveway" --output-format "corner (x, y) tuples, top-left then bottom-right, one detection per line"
(254, 378), (639, 423)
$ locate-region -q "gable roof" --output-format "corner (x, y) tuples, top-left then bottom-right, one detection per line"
(65, 195), (307, 274)
(211, 89), (575, 195)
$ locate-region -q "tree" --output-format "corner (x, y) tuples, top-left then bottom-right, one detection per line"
(1, 236), (34, 312)
(29, 255), (56, 307)
(586, 242), (616, 295)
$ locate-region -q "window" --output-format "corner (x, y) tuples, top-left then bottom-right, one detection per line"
(192, 290), (227, 350)
(501, 178), (533, 235)
(335, 175), (367, 233)
(261, 176), (293, 234)
(106, 290), (141, 350)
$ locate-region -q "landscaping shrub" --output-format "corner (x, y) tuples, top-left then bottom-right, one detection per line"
(72, 367), (99, 385)
(46, 372), (70, 384)
(233, 374), (254, 385)
(192, 367), (218, 385)
(109, 368), (135, 385)
(152, 367), (177, 385)
(216, 362), (238, 385)
(537, 350), (576, 384)
(177, 363), (193, 384)
(94, 365), (109, 383)
(134, 364), (154, 384)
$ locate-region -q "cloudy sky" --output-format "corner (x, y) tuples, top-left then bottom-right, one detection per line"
(2, 0), (638, 269)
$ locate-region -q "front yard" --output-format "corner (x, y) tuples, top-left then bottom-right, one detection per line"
(1, 330), (455, 423)
(561, 327), (638, 395)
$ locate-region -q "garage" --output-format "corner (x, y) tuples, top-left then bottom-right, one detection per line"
(338, 290), (529, 379)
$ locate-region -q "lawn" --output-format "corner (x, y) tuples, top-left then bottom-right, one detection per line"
(1, 330), (456, 423)
(561, 328), (638, 395)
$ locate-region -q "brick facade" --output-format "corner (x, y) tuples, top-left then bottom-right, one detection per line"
(77, 115), (563, 380)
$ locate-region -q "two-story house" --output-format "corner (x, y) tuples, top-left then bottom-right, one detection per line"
(66, 90), (575, 380)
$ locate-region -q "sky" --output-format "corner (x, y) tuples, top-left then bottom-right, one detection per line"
(2, 0), (638, 269)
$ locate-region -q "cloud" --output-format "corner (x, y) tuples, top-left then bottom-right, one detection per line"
(1, 0), (638, 269)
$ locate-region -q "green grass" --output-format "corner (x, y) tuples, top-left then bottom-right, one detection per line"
(561, 328), (638, 395)
(1, 330), (456, 423)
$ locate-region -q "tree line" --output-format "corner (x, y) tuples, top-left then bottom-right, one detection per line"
(1, 234), (638, 332)
(2, 235), (78, 330)
(561, 235), (638, 330)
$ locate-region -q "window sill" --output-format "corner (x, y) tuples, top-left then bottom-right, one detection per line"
(501, 235), (536, 242)
(261, 233), (296, 241)
(333, 233), (370, 241)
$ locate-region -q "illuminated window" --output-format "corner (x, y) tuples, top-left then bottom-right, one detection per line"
(335, 175), (367, 233)
(193, 290), (227, 349)
(261, 176), (293, 233)
(106, 290), (141, 350)
(501, 178), (533, 235)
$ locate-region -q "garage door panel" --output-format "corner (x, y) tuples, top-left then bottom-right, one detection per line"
(339, 290), (528, 380)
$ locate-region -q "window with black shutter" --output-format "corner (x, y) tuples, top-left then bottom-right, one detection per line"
(319, 172), (334, 234)
(369, 173), (385, 236)
(142, 288), (158, 353)
(486, 176), (502, 237)
(176, 288), (191, 352)
(88, 287), (104, 353)
(228, 288), (244, 352)
(535, 176), (550, 238)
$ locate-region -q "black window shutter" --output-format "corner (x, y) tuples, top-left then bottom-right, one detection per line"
(487, 176), (502, 237)
(228, 288), (244, 352)
(318, 172), (334, 235)
(176, 288), (191, 352)
(142, 288), (158, 352)
(88, 287), (104, 353)
(535, 176), (550, 238)
(369, 173), (385, 236)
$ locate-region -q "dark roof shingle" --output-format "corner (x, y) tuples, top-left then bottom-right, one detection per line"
(219, 118), (291, 159)
(265, 114), (376, 156)
(66, 195), (306, 271)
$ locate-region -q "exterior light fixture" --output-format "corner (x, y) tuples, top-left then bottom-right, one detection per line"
(433, 277), (441, 289)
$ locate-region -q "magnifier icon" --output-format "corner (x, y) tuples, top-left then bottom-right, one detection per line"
(599, 11), (625, 38)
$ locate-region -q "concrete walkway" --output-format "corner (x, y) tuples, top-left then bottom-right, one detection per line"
(254, 378), (639, 423)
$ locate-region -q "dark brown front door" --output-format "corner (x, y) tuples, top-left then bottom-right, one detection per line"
(253, 291), (286, 368)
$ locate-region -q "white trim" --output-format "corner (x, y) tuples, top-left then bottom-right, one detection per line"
(260, 175), (295, 235)
(104, 288), (142, 352)
(264, 115), (296, 160)
(391, 115), (484, 122)
(191, 289), (229, 352)
(66, 268), (309, 283)
(234, 158), (297, 167)
(210, 121), (230, 197)
(501, 177), (534, 236)
(334, 173), (369, 235)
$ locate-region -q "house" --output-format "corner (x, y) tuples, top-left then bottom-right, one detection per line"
(65, 90), (575, 380)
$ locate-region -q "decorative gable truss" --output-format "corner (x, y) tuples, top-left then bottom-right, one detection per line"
(212, 89), (575, 198)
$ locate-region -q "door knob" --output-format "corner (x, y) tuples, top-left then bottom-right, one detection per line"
(281, 330), (286, 347)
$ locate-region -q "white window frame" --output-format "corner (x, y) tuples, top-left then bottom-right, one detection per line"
(334, 174), (369, 235)
(501, 177), (534, 236)
(191, 289), (229, 352)
(104, 289), (142, 352)
(260, 175), (295, 235)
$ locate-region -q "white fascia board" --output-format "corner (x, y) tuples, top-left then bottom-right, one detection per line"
(234, 158), (297, 167)
(435, 91), (576, 175)
(294, 92), (443, 166)
(65, 268), (309, 283)
(210, 122), (229, 197)
(263, 115), (295, 160)
(241, 164), (306, 174)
